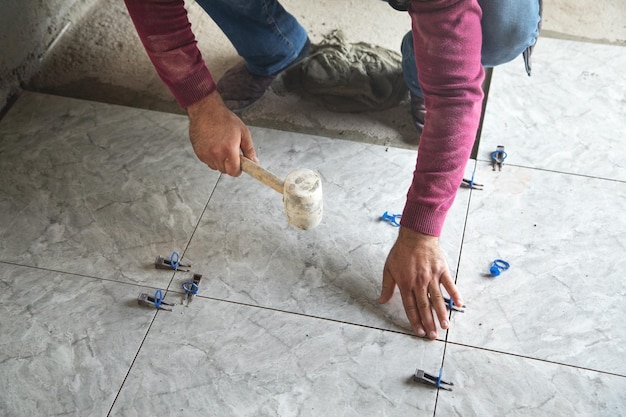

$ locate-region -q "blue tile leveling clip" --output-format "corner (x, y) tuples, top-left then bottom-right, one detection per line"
(137, 289), (175, 311)
(414, 368), (453, 391)
(155, 251), (190, 272)
(380, 211), (401, 227)
(490, 259), (510, 277)
(491, 145), (507, 171)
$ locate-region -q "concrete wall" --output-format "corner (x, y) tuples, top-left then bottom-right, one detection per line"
(0, 0), (98, 113)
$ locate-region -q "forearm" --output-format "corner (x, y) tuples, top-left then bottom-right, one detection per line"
(124, 0), (216, 108)
(401, 0), (485, 236)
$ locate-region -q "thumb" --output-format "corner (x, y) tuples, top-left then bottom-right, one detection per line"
(378, 264), (397, 304)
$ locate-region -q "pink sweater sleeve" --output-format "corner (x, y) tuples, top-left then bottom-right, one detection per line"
(124, 0), (216, 108)
(400, 0), (485, 236)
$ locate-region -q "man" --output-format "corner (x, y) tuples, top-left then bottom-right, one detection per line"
(124, 0), (541, 339)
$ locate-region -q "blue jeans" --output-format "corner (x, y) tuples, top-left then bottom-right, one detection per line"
(402, 0), (542, 97)
(195, 0), (308, 76)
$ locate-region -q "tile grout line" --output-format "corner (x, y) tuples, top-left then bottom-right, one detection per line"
(473, 159), (626, 184)
(106, 175), (221, 416)
(455, 158), (478, 289)
(433, 328), (451, 417)
(106, 308), (160, 417)
(167, 173), (222, 294)
(444, 339), (626, 379)
(0, 259), (165, 291)
(191, 293), (427, 339)
(433, 158), (478, 417)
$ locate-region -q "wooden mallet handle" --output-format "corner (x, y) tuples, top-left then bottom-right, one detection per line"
(240, 156), (284, 194)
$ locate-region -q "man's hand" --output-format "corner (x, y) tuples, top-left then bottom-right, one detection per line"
(378, 227), (463, 339)
(187, 91), (258, 176)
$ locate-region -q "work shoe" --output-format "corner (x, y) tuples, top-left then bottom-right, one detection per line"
(217, 38), (311, 111)
(410, 92), (426, 134)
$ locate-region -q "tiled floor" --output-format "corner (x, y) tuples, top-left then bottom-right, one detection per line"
(1, 38), (625, 416)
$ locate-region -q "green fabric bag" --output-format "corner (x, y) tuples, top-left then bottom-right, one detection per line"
(285, 30), (407, 113)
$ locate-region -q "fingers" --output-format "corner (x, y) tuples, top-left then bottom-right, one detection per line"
(198, 131), (253, 177)
(414, 288), (438, 339)
(428, 279), (450, 330)
(219, 124), (251, 177)
(381, 239), (444, 339)
(380, 258), (428, 338)
(400, 289), (426, 337)
(223, 156), (241, 177)
(205, 149), (239, 176)
(378, 264), (397, 304)
(240, 128), (258, 164)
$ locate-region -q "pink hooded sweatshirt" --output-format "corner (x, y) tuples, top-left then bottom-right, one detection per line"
(124, 0), (484, 237)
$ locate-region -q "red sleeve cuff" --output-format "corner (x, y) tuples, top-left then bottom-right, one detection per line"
(171, 66), (217, 108)
(399, 200), (448, 237)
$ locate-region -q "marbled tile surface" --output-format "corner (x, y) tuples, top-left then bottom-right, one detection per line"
(451, 162), (626, 375)
(110, 297), (444, 417)
(177, 127), (471, 335)
(479, 38), (626, 181)
(0, 92), (220, 287)
(0, 263), (155, 417)
(437, 344), (626, 417)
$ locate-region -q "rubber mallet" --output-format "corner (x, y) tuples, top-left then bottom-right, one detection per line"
(240, 156), (323, 230)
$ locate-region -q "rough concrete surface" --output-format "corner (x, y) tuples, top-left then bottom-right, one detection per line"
(0, 0), (98, 112)
(14, 0), (626, 147)
(27, 0), (418, 148)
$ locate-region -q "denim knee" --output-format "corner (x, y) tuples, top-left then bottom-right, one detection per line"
(195, 0), (307, 75)
(480, 0), (541, 68)
(400, 0), (541, 95)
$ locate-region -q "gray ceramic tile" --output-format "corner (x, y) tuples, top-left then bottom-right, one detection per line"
(0, 92), (219, 286)
(0, 263), (156, 417)
(479, 38), (626, 181)
(110, 296), (444, 416)
(436, 344), (626, 417)
(450, 162), (626, 375)
(178, 127), (472, 334)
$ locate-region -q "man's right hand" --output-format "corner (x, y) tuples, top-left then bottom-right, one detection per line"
(187, 91), (258, 176)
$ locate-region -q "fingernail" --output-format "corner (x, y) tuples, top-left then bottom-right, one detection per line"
(416, 328), (426, 337)
(442, 320), (449, 329)
(429, 331), (437, 340)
